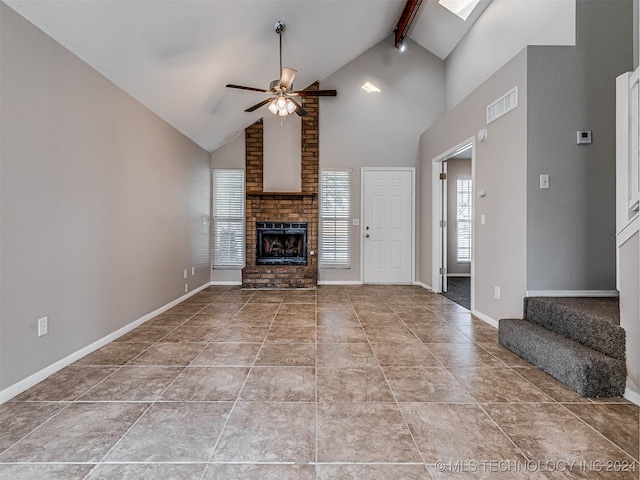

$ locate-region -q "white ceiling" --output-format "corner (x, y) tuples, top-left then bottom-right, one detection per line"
(3, 0), (491, 152)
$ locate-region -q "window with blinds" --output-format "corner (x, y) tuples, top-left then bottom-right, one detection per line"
(320, 169), (351, 268)
(456, 177), (472, 263)
(212, 169), (245, 268)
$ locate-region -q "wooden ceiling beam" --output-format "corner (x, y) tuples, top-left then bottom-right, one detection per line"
(394, 0), (423, 48)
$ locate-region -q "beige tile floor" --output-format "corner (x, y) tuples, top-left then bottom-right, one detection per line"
(0, 285), (638, 479)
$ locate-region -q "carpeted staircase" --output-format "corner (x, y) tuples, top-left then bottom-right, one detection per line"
(499, 297), (626, 398)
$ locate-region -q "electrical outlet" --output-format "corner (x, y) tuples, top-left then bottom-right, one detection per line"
(494, 286), (501, 300)
(183, 269), (188, 279)
(185, 284), (188, 293)
(191, 267), (195, 276)
(38, 317), (48, 337)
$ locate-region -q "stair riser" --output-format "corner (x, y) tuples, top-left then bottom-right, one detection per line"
(499, 319), (626, 398)
(524, 297), (625, 360)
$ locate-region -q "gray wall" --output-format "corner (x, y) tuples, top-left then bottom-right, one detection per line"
(210, 133), (245, 284)
(263, 114), (302, 192)
(210, 36), (446, 284)
(444, 0), (575, 111)
(319, 36), (445, 283)
(526, 0), (634, 291)
(1, 5), (211, 392)
(446, 158), (472, 275)
(635, 0), (639, 69)
(419, 49), (528, 321)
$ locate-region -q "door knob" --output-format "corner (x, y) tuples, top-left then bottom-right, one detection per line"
(366, 226), (370, 230)
(365, 234), (370, 238)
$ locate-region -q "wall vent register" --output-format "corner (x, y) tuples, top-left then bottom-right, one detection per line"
(487, 86), (518, 124)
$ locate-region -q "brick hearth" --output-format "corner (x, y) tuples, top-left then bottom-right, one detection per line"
(242, 83), (320, 289)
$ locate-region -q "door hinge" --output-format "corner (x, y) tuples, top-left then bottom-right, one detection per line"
(439, 172), (447, 180)
(439, 267), (446, 275)
(439, 220), (447, 228)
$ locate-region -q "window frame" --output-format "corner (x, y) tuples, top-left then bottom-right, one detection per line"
(456, 176), (472, 264)
(211, 168), (245, 269)
(320, 169), (352, 269)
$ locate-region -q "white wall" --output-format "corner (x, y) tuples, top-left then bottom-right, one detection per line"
(319, 36), (445, 283)
(1, 5), (211, 393)
(420, 49), (528, 322)
(619, 232), (640, 397)
(445, 0), (575, 111)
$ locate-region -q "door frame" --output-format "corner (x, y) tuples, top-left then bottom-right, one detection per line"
(440, 160), (448, 293)
(360, 167), (416, 284)
(431, 138), (475, 309)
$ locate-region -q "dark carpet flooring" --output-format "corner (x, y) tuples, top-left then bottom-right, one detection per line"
(441, 276), (470, 310)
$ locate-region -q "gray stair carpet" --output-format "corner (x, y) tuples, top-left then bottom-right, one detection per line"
(499, 297), (626, 398)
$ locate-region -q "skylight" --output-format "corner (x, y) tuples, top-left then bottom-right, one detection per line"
(361, 82), (381, 94)
(439, 0), (480, 20)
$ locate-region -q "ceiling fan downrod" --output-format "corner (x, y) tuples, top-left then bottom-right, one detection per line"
(275, 21), (285, 84)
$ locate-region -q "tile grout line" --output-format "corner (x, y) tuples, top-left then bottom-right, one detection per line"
(150, 294), (242, 403)
(3, 285), (638, 476)
(86, 286), (232, 478)
(353, 292), (430, 470)
(205, 293), (282, 466)
(556, 402), (640, 464)
(314, 289), (319, 472)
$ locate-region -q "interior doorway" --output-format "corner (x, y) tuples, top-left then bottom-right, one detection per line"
(432, 140), (474, 310)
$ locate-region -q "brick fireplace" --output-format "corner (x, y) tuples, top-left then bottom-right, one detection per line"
(241, 83), (319, 288)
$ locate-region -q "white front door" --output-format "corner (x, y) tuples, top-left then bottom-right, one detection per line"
(363, 169), (413, 284)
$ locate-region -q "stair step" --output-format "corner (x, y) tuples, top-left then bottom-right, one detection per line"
(499, 319), (626, 397)
(524, 297), (624, 360)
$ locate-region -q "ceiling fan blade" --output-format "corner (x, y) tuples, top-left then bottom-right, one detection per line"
(288, 97), (307, 116)
(226, 84), (271, 93)
(279, 67), (297, 91)
(244, 97), (274, 112)
(292, 89), (337, 97)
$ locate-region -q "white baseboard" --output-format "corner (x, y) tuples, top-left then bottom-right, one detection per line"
(525, 290), (619, 297)
(413, 281), (433, 291)
(624, 387), (640, 406)
(317, 280), (363, 285)
(210, 281), (242, 286)
(0, 282), (211, 404)
(471, 309), (499, 328)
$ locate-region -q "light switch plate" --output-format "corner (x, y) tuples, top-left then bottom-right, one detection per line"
(540, 174), (549, 189)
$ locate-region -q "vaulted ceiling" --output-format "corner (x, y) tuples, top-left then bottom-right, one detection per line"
(3, 0), (491, 152)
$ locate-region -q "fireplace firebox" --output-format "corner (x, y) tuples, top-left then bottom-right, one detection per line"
(256, 222), (307, 265)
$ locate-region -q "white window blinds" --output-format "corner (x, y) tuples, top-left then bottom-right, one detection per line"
(212, 169), (245, 268)
(320, 170), (351, 267)
(456, 177), (472, 263)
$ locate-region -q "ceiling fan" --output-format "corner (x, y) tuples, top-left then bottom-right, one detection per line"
(226, 21), (337, 117)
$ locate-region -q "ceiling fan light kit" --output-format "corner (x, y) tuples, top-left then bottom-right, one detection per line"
(226, 21), (336, 119)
